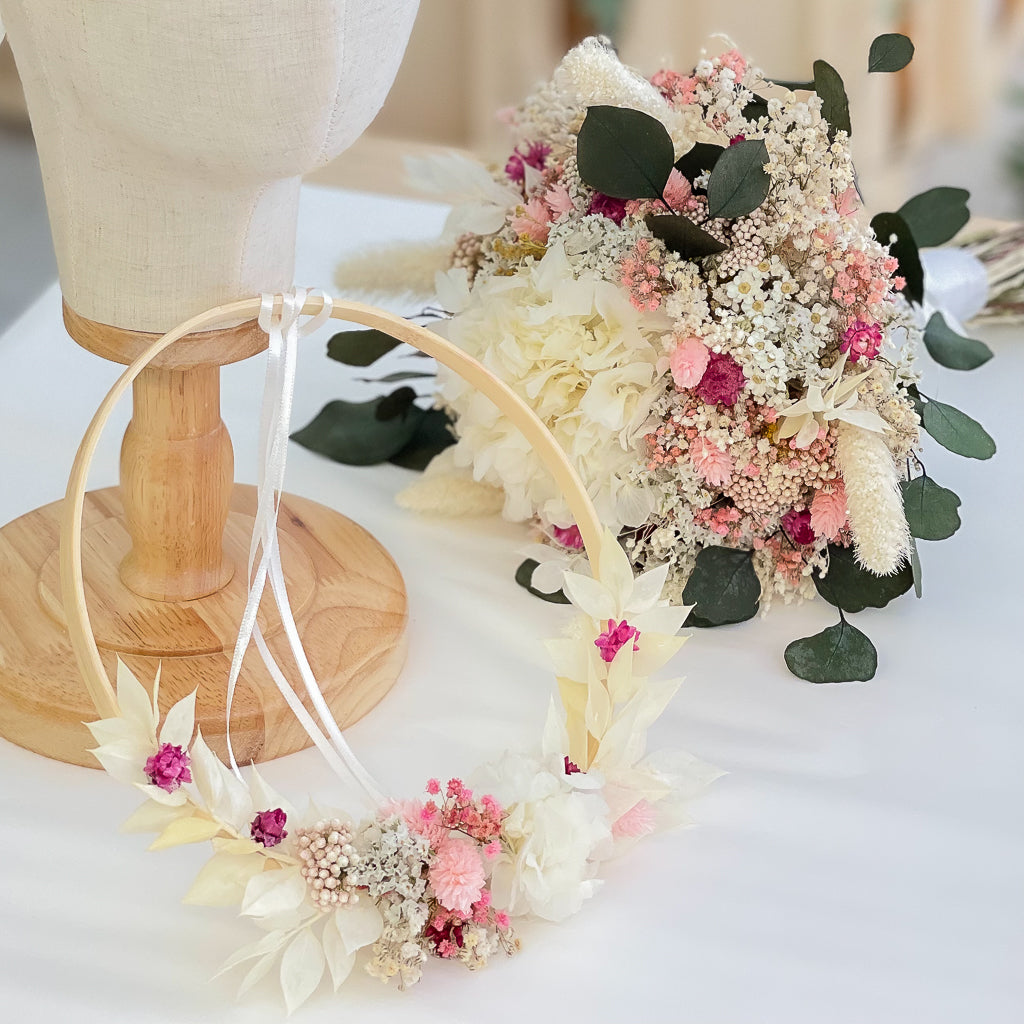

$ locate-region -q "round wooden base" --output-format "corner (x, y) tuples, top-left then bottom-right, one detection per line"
(0, 484), (407, 768)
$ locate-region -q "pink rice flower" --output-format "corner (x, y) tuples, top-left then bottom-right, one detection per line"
(429, 838), (486, 916)
(495, 911), (511, 931)
(781, 508), (815, 546)
(545, 181), (575, 219)
(688, 436), (734, 487)
(552, 523), (584, 549)
(670, 335), (711, 389)
(696, 351), (746, 406)
(250, 808), (288, 848)
(810, 481), (848, 540)
(595, 619), (640, 663)
(612, 799), (657, 839)
(144, 743), (192, 793)
(510, 196), (551, 243)
(840, 320), (883, 362)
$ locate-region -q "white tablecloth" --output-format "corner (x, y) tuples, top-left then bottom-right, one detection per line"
(0, 185), (1021, 1024)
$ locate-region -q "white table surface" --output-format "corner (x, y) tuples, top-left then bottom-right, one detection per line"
(0, 185), (1021, 1024)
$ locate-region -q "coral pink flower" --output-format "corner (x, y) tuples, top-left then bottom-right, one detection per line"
(545, 182), (575, 219)
(670, 335), (711, 389)
(810, 481), (848, 540)
(594, 619), (640, 663)
(612, 799), (657, 839)
(781, 508), (815, 546)
(552, 523), (584, 549)
(430, 838), (486, 916)
(145, 743), (192, 793)
(662, 168), (692, 211)
(840, 320), (883, 362)
(696, 351), (746, 406)
(250, 808), (288, 848)
(688, 436), (734, 486)
(510, 196), (551, 243)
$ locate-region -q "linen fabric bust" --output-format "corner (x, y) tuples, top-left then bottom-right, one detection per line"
(0, 0), (419, 333)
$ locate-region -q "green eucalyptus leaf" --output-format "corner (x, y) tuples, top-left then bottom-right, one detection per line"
(909, 537), (923, 598)
(922, 399), (996, 459)
(645, 214), (728, 258)
(388, 408), (455, 471)
(770, 78), (815, 91)
(356, 370), (436, 384)
(577, 105), (675, 200)
(868, 33), (915, 73)
(326, 329), (401, 367)
(706, 139), (770, 219)
(785, 619), (878, 683)
(870, 211), (924, 304)
(741, 97), (769, 123)
(901, 476), (962, 541)
(376, 387), (418, 420)
(814, 543), (912, 612)
(922, 311), (992, 370)
(813, 59), (851, 139)
(515, 559), (571, 605)
(682, 547), (761, 626)
(291, 397), (424, 466)
(674, 142), (725, 182)
(897, 187), (970, 247)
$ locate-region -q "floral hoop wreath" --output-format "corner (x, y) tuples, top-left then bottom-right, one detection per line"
(64, 290), (719, 1011)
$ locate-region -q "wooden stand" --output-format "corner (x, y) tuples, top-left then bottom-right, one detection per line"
(0, 307), (408, 767)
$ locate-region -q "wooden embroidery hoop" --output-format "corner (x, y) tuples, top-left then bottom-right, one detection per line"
(61, 294), (606, 733)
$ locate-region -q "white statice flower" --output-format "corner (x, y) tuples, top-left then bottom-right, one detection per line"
(437, 243), (667, 533)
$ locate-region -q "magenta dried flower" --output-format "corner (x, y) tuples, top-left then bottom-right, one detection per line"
(696, 351), (746, 406)
(250, 808), (288, 848)
(781, 508), (815, 546)
(587, 191), (628, 224)
(144, 743), (192, 793)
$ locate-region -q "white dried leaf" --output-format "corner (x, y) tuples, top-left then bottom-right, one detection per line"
(121, 799), (191, 835)
(279, 929), (325, 1015)
(115, 660), (158, 735)
(320, 914), (356, 992)
(159, 689), (196, 749)
(149, 815), (221, 851)
(335, 902), (383, 956)
(184, 851), (266, 907)
(213, 928), (288, 978)
(241, 869), (306, 922)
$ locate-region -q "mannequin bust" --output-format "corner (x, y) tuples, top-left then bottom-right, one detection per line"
(0, 0), (421, 767)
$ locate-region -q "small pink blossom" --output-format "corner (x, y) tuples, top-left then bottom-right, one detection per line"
(495, 911), (511, 931)
(545, 182), (575, 219)
(426, 778), (440, 795)
(144, 743), (192, 793)
(836, 186), (860, 218)
(697, 351), (746, 406)
(688, 437), (734, 487)
(510, 196), (551, 243)
(670, 336), (711, 389)
(810, 481), (848, 540)
(781, 508), (815, 546)
(484, 840), (501, 860)
(840, 320), (883, 362)
(662, 168), (692, 211)
(430, 838), (486, 916)
(504, 141), (550, 185)
(718, 49), (748, 77)
(612, 799), (657, 838)
(552, 523), (584, 549)
(250, 808), (288, 848)
(595, 619), (640, 663)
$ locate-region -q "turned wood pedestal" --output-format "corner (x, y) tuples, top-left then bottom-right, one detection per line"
(0, 306), (408, 768)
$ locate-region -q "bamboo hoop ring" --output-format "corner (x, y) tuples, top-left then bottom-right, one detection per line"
(60, 294), (608, 723)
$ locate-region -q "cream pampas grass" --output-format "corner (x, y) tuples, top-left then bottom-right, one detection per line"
(396, 448), (505, 517)
(335, 240), (451, 301)
(835, 422), (911, 575)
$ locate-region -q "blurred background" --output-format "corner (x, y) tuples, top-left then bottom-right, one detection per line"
(2, 0), (1023, 329)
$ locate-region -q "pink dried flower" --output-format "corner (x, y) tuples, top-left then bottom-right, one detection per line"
(595, 619), (640, 663)
(588, 191), (628, 224)
(510, 196), (551, 243)
(688, 437), (734, 487)
(504, 140), (550, 185)
(781, 509), (815, 546)
(651, 68), (698, 106)
(484, 840), (501, 860)
(545, 181), (575, 219)
(670, 335), (711, 389)
(810, 481), (848, 540)
(840, 320), (883, 362)
(729, 134), (746, 145)
(662, 168), (692, 211)
(697, 351), (746, 406)
(426, 778), (440, 795)
(495, 911), (511, 931)
(430, 838), (486, 916)
(144, 743), (192, 793)
(552, 523), (584, 549)
(612, 799), (657, 839)
(718, 49), (748, 77)
(250, 808), (288, 848)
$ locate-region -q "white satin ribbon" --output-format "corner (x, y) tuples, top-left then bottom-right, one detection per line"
(224, 289), (386, 809)
(920, 248), (990, 334)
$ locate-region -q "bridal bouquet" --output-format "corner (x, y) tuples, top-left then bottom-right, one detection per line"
(311, 35), (995, 682)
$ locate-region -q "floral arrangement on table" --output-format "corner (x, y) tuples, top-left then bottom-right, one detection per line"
(88, 533), (718, 1013)
(311, 33), (997, 683)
